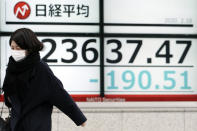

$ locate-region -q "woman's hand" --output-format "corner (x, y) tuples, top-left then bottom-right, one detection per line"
(81, 122), (86, 127)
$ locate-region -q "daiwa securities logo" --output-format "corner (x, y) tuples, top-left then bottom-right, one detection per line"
(14, 1), (31, 19)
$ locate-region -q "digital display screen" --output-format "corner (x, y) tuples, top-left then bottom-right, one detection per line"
(0, 0), (197, 101)
(105, 38), (197, 95)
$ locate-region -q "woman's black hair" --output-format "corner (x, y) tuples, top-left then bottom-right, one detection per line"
(9, 28), (43, 54)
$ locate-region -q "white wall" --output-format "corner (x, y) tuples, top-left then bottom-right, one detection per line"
(51, 102), (197, 131)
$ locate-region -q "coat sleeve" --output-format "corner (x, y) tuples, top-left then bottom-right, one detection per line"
(2, 69), (12, 108)
(47, 70), (87, 126)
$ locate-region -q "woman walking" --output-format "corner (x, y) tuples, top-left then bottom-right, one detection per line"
(2, 28), (87, 131)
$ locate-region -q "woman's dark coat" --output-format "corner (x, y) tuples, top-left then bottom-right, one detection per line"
(4, 60), (87, 131)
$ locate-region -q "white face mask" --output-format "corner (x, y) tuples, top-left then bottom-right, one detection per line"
(11, 50), (26, 62)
